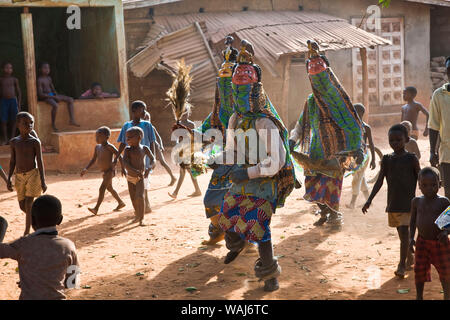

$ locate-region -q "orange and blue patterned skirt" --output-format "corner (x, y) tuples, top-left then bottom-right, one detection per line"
(218, 193), (276, 243)
(304, 174), (343, 212)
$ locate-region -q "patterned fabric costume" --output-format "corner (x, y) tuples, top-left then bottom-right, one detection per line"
(218, 69), (295, 243)
(195, 38), (238, 242)
(294, 44), (363, 214)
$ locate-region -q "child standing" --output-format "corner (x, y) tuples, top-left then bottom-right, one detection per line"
(116, 100), (156, 213)
(401, 86), (429, 140)
(0, 195), (79, 300)
(143, 110), (176, 186)
(37, 62), (79, 132)
(122, 127), (155, 226)
(80, 126), (126, 215)
(410, 167), (450, 300)
(7, 112), (47, 235)
(362, 124), (420, 278)
(346, 103), (376, 209)
(400, 120), (421, 159)
(168, 111), (202, 199)
(0, 62), (21, 144)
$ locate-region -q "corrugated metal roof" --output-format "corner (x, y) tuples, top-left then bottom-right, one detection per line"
(128, 23), (217, 103)
(405, 0), (450, 6)
(150, 11), (391, 73)
(123, 0), (182, 10)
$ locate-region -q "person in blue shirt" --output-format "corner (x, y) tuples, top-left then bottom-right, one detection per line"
(115, 100), (156, 212)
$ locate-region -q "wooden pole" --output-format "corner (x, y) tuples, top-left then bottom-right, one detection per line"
(359, 47), (370, 123)
(195, 21), (219, 72)
(281, 56), (291, 125)
(21, 11), (38, 124)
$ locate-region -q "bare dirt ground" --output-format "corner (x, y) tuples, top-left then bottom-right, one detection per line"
(0, 124), (446, 300)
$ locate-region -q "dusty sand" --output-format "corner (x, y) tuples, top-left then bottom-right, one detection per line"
(0, 124), (446, 300)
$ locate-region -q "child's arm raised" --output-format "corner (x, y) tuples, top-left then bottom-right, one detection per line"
(362, 155), (387, 213)
(365, 124), (376, 170)
(34, 139), (47, 193)
(81, 146), (97, 177)
(7, 141), (16, 192)
(409, 198), (418, 252)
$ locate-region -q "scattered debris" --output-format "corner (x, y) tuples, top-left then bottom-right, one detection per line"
(185, 287), (197, 293)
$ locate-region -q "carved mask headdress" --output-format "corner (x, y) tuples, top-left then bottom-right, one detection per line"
(299, 40), (364, 172)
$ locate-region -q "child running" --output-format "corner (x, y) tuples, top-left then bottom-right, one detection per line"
(401, 86), (429, 140)
(7, 112), (47, 235)
(168, 111), (202, 199)
(122, 127), (155, 226)
(400, 120), (421, 159)
(346, 103), (376, 209)
(410, 167), (450, 300)
(362, 124), (420, 278)
(81, 126), (126, 215)
(0, 195), (79, 300)
(0, 62), (21, 144)
(144, 110), (176, 186)
(37, 62), (79, 132)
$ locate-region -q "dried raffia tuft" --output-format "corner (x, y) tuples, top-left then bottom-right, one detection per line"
(166, 59), (193, 122)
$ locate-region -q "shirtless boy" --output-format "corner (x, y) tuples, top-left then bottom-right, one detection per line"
(37, 62), (79, 132)
(410, 167), (450, 300)
(401, 86), (429, 140)
(122, 127), (155, 226)
(0, 62), (21, 144)
(7, 112), (47, 235)
(81, 126), (126, 215)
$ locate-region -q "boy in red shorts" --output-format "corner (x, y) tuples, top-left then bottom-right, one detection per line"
(410, 167), (450, 300)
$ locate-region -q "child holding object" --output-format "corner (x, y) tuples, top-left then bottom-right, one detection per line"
(410, 167), (450, 300)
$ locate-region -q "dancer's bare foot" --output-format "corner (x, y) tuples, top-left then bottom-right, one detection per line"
(188, 191), (202, 197)
(394, 264), (407, 279)
(201, 233), (224, 245)
(70, 121), (81, 127)
(139, 220), (146, 226)
(145, 206), (152, 213)
(114, 202), (126, 211)
(88, 207), (98, 215)
(168, 192), (177, 199)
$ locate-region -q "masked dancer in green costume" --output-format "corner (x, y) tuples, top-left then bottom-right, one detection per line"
(194, 36), (239, 245)
(289, 41), (364, 229)
(212, 40), (295, 291)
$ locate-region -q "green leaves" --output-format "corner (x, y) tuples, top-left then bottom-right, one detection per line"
(379, 0), (391, 8)
(185, 287), (197, 293)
